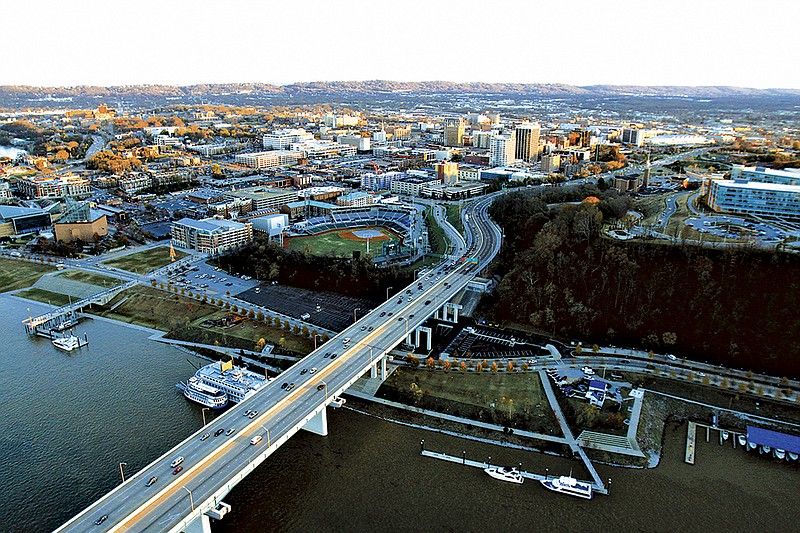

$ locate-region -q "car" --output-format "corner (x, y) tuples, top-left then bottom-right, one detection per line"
(408, 314), (415, 319)
(170, 456), (184, 468)
(214, 428), (225, 437)
(244, 410), (252, 416)
(249, 412), (257, 419)
(582, 366), (595, 375)
(397, 299), (403, 304)
(281, 382), (288, 389)
(145, 476), (158, 487)
(310, 367), (317, 374)
(397, 316), (403, 321)
(408, 297), (414, 302)
(424, 300), (431, 305)
(380, 311), (386, 317)
(360, 326), (367, 331)
(317, 383), (326, 391)
(250, 435), (263, 445)
(666, 354), (677, 361)
(368, 326), (373, 331)
(226, 428), (236, 436)
(200, 433), (210, 441)
(287, 383), (296, 391)
(301, 368), (308, 375)
(94, 515), (109, 526)
(330, 353), (337, 359)
(387, 312), (393, 316)
(172, 466), (183, 475)
(324, 352), (331, 358)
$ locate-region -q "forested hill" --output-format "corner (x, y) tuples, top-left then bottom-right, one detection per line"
(487, 189), (800, 379)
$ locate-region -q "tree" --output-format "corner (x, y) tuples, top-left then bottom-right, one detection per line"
(702, 375), (711, 385)
(507, 361), (515, 372)
(406, 354), (420, 368)
(256, 311), (264, 321)
(460, 361), (467, 372)
(301, 325), (309, 338)
(575, 345), (583, 355)
(55, 149), (69, 161)
(410, 382), (423, 404)
(442, 360), (452, 372)
(426, 357), (435, 372)
(592, 344), (600, 355)
(476, 363), (483, 373)
(521, 362), (529, 372)
(292, 324), (300, 335)
(491, 362), (499, 373)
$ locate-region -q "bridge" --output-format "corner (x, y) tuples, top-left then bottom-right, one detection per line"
(56, 194), (503, 532)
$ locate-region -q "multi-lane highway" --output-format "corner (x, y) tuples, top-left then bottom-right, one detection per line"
(57, 195), (505, 532)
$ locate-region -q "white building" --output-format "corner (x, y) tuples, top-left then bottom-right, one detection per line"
(645, 134), (712, 147)
(707, 180), (800, 218)
(731, 165), (800, 186)
(171, 217), (253, 255)
(234, 151), (304, 168)
(187, 143), (228, 157)
(490, 135), (515, 166)
(17, 174), (91, 199)
(390, 175), (440, 197)
(262, 129), (314, 150)
(337, 134), (371, 152)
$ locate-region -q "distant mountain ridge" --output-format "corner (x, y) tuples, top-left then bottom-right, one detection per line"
(1, 81), (799, 99)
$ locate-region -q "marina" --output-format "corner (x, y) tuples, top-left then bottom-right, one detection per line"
(685, 421), (800, 464)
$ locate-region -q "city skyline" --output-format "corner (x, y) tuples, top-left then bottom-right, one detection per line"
(4, 0), (800, 89)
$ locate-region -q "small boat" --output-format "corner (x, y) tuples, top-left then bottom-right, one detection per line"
(737, 434), (747, 447)
(763, 445), (772, 454)
(747, 441), (757, 452)
(774, 449), (786, 460)
(484, 466), (524, 484)
(721, 430), (730, 441)
(540, 475), (593, 499)
(52, 335), (81, 351)
(788, 452), (798, 461)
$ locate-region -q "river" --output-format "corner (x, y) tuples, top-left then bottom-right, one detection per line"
(0, 294), (797, 532)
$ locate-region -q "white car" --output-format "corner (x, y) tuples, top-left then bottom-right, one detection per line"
(666, 354), (677, 361)
(582, 366), (595, 376)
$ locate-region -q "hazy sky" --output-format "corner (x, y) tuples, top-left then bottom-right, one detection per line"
(5, 0), (799, 88)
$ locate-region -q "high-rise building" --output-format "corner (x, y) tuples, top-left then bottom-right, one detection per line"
(435, 162), (459, 185)
(443, 118), (465, 147)
(490, 136), (515, 167)
(514, 122), (540, 162)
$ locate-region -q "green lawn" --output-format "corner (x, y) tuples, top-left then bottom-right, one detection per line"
(57, 269), (123, 287)
(425, 207), (447, 255)
(101, 246), (188, 273)
(446, 203), (465, 234)
(0, 258), (55, 293)
(286, 227), (399, 257)
(15, 287), (74, 307)
(96, 285), (217, 330)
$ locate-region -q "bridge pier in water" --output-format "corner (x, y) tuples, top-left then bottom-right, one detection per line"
(180, 513), (212, 533)
(303, 407), (329, 436)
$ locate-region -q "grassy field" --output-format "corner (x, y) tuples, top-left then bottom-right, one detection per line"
(102, 246), (188, 273)
(0, 258), (55, 293)
(380, 367), (560, 434)
(15, 288), (74, 307)
(96, 285), (217, 330)
(425, 207), (447, 255)
(446, 203), (464, 234)
(57, 269), (123, 287)
(286, 227), (399, 257)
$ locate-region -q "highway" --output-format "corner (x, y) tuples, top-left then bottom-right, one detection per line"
(57, 194), (504, 532)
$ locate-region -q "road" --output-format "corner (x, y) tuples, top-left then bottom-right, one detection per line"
(57, 195), (505, 532)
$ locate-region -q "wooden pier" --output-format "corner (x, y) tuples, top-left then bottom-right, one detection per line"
(685, 421), (747, 464)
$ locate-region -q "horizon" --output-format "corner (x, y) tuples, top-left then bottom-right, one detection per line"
(4, 0), (800, 89)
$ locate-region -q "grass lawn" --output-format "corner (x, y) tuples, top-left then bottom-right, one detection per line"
(446, 203), (464, 234)
(380, 368), (560, 434)
(102, 246), (188, 273)
(96, 286), (217, 331)
(57, 269), (123, 287)
(15, 287), (74, 307)
(286, 227), (399, 257)
(425, 207), (447, 255)
(0, 258), (55, 293)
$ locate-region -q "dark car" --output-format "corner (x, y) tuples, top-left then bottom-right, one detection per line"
(145, 476), (158, 487)
(367, 326), (373, 331)
(281, 382), (288, 389)
(424, 300), (431, 305)
(324, 352), (331, 358)
(214, 428), (225, 437)
(317, 384), (326, 391)
(330, 353), (337, 359)
(387, 312), (393, 316)
(301, 368), (308, 375)
(172, 466), (183, 475)
(379, 311), (386, 317)
(409, 314), (415, 319)
(94, 515), (108, 526)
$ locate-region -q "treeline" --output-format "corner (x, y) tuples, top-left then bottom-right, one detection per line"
(221, 237), (413, 301)
(488, 189), (800, 378)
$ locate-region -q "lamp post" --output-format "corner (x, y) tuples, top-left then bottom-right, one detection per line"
(319, 380), (329, 403)
(261, 425), (271, 447)
(313, 334), (322, 351)
(386, 286), (393, 301)
(353, 307), (360, 323)
(183, 486), (194, 512)
(118, 462), (127, 483)
(201, 407), (209, 426)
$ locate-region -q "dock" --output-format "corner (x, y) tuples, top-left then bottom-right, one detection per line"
(685, 421), (697, 464)
(685, 421), (747, 464)
(420, 447), (608, 495)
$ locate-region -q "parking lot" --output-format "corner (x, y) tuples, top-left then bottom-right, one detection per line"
(238, 284), (375, 332)
(167, 260), (259, 296)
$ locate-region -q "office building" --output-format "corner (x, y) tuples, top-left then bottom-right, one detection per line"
(490, 135), (515, 166)
(514, 122), (540, 162)
(443, 118), (465, 147)
(53, 201), (108, 243)
(390, 175), (440, 197)
(17, 174), (91, 199)
(225, 187), (298, 211)
(435, 162), (459, 185)
(337, 191), (375, 207)
(730, 165), (800, 186)
(171, 217), (253, 255)
(234, 151), (304, 168)
(707, 179), (800, 218)
(0, 205), (52, 236)
(262, 129), (314, 150)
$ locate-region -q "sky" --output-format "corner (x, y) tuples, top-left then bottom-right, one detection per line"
(5, 0), (800, 89)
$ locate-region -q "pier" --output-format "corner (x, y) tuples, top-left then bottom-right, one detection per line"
(420, 446), (608, 495)
(685, 421), (747, 464)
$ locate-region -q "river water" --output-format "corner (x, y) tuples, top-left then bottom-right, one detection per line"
(1, 295), (797, 532)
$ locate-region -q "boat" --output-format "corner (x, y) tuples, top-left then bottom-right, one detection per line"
(737, 434), (747, 447)
(774, 449), (786, 460)
(721, 430), (730, 441)
(52, 335), (81, 351)
(182, 377), (227, 409)
(178, 359), (266, 408)
(747, 441), (757, 452)
(788, 452), (798, 461)
(763, 445), (772, 454)
(540, 475), (593, 499)
(483, 466), (524, 484)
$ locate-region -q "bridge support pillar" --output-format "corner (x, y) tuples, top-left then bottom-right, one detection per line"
(181, 513), (212, 533)
(303, 407), (328, 436)
(415, 326), (432, 351)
